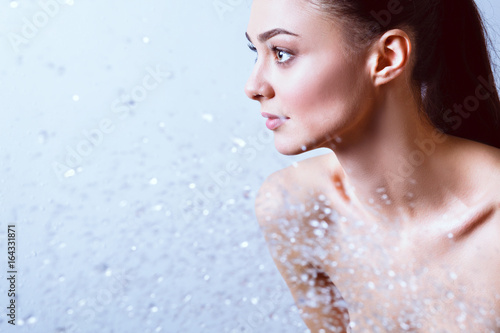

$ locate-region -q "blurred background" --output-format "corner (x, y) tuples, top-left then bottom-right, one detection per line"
(0, 0), (499, 332)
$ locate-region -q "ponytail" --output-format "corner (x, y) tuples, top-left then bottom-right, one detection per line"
(309, 0), (500, 148)
(424, 0), (500, 147)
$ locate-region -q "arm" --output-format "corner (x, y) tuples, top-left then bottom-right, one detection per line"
(255, 172), (350, 333)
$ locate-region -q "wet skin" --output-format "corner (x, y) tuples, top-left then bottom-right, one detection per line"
(245, 0), (500, 331)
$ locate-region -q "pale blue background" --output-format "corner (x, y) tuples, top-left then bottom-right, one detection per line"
(0, 1), (499, 332)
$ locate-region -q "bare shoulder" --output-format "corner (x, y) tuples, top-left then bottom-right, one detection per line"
(461, 141), (500, 242)
(473, 142), (500, 203)
(255, 152), (340, 227)
(254, 153), (351, 332)
(453, 137), (500, 202)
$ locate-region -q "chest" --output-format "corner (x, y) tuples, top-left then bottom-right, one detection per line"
(326, 264), (499, 332)
(317, 220), (500, 332)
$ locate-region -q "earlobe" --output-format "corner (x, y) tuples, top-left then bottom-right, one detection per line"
(371, 30), (411, 86)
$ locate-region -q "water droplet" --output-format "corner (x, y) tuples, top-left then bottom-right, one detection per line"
(105, 268), (112, 277)
(310, 220), (320, 227)
(184, 295), (192, 302)
(251, 297), (259, 305)
(301, 145), (307, 151)
(400, 322), (411, 330)
(232, 138), (246, 147)
(449, 272), (458, 280)
(38, 131), (48, 144)
(456, 312), (466, 322)
(204, 274), (210, 281)
(64, 169), (76, 178)
(202, 114), (214, 122)
(72, 95), (80, 102)
(240, 241), (249, 248)
(313, 229), (325, 237)
(143, 36), (150, 44)
(27, 316), (37, 324)
(448, 233), (454, 239)
(10, 1), (19, 9)
(150, 305), (159, 313)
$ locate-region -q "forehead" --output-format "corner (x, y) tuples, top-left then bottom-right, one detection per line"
(246, 0), (334, 41)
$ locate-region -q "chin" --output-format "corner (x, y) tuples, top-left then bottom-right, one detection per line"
(274, 137), (310, 156)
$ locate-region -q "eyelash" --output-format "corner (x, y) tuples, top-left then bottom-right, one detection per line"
(247, 43), (293, 66)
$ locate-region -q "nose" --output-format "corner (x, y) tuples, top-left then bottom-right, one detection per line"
(244, 64), (274, 101)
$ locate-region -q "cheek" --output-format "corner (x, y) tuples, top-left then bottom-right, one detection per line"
(280, 57), (364, 124)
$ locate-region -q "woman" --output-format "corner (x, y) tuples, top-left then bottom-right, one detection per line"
(244, 0), (500, 331)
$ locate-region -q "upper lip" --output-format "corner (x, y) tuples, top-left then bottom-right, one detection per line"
(261, 112), (289, 120)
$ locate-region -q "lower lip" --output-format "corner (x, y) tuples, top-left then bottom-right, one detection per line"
(266, 118), (288, 130)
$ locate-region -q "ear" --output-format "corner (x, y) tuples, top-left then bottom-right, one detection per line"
(369, 29), (412, 86)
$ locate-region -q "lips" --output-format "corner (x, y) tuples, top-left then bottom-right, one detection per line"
(261, 112), (289, 130)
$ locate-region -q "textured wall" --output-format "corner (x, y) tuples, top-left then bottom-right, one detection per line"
(0, 0), (499, 332)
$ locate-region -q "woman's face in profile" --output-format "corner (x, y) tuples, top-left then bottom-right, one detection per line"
(245, 0), (376, 154)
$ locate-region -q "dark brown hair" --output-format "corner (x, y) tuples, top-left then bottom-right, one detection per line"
(309, 0), (500, 148)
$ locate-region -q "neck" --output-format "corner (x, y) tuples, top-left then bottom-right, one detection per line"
(327, 83), (470, 224)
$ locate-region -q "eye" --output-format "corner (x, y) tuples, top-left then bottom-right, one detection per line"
(248, 43), (258, 63)
(247, 43), (294, 66)
(273, 47), (293, 65)
(248, 43), (257, 52)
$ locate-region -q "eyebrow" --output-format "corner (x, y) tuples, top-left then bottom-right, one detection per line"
(245, 29), (300, 44)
